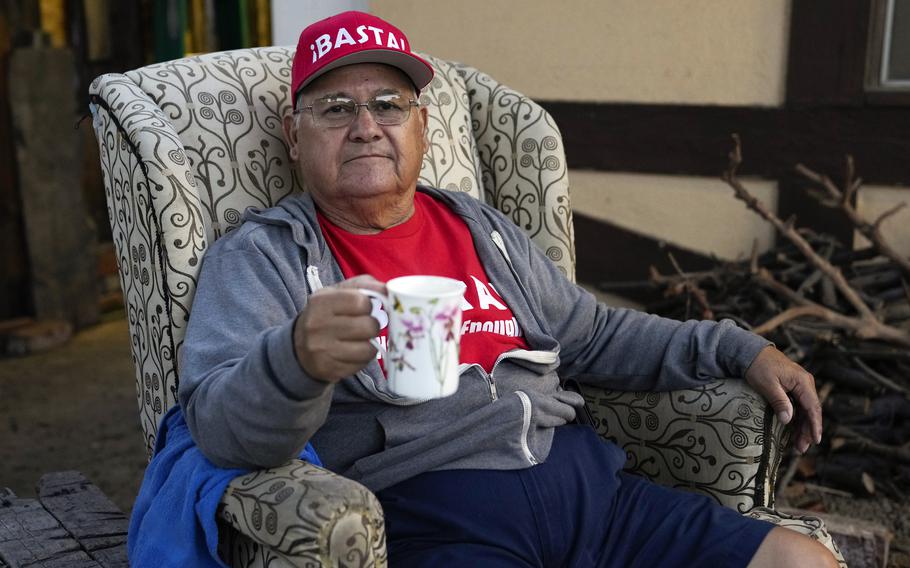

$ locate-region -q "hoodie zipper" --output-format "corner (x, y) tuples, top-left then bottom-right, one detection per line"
(490, 230), (550, 335)
(490, 231), (512, 265)
(305, 265), (323, 294)
(514, 390), (540, 465)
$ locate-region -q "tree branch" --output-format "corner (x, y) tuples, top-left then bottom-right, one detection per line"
(796, 158), (910, 278)
(723, 136), (910, 347)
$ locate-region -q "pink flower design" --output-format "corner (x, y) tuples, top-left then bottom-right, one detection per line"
(433, 305), (458, 341)
(402, 317), (425, 334)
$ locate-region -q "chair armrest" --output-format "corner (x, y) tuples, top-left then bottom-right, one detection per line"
(579, 379), (788, 512)
(218, 460), (387, 567)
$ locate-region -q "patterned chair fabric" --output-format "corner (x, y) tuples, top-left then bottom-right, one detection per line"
(581, 379), (787, 513)
(89, 46), (838, 566)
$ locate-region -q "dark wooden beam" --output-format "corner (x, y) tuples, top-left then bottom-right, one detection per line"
(786, 0), (872, 107)
(540, 101), (910, 187)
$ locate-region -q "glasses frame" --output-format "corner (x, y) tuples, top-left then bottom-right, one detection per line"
(293, 93), (421, 128)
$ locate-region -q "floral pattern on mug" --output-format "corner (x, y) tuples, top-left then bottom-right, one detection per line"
(387, 296), (461, 394)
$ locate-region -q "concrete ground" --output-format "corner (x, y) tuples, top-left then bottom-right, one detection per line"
(0, 309), (146, 513)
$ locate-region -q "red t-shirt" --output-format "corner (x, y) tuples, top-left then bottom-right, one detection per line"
(317, 192), (529, 372)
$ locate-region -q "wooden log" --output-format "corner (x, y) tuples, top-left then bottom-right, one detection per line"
(818, 361), (881, 392)
(848, 268), (904, 290)
(817, 463), (876, 496)
(0, 7), (30, 322)
(8, 46), (99, 329)
(881, 301), (910, 322)
(831, 434), (910, 464)
(37, 472), (128, 568)
(0, 496), (101, 567)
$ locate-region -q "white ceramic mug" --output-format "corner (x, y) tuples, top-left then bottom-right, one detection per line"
(360, 275), (466, 399)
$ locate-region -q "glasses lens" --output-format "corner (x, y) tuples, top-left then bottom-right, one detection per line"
(309, 94), (413, 126)
(312, 98), (356, 126)
(368, 94), (411, 125)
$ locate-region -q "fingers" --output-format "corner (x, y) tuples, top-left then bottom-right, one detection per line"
(336, 274), (387, 295)
(746, 347), (825, 455)
(762, 380), (796, 426)
(786, 370), (823, 447)
(793, 413), (815, 454)
(310, 287), (375, 316)
(294, 278), (388, 383)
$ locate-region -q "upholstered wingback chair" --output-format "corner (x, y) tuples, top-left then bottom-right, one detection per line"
(89, 47), (843, 567)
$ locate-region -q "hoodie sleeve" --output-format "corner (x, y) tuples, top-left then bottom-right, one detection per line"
(178, 242), (334, 470)
(489, 210), (770, 391)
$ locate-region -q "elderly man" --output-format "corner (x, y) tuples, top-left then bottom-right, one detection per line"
(179, 11), (837, 568)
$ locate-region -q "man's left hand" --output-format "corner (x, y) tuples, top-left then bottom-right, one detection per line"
(744, 346), (823, 454)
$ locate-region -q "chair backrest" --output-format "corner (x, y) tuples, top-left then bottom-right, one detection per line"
(89, 47), (575, 455)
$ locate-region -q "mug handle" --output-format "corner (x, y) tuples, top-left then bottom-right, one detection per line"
(358, 288), (389, 357)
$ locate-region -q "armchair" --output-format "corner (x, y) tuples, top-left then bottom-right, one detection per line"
(89, 47), (843, 567)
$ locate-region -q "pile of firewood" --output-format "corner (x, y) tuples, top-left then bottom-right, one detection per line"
(601, 136), (910, 506)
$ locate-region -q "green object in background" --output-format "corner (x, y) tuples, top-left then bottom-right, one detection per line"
(215, 0), (248, 50)
(153, 0), (186, 62)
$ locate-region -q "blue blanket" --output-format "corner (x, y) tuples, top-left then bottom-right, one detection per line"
(128, 406), (321, 567)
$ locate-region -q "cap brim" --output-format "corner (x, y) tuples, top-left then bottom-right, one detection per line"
(297, 49), (434, 95)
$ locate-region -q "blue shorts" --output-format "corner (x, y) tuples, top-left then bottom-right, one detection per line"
(377, 425), (774, 567)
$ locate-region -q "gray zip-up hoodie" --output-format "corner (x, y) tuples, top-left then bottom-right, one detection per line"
(179, 187), (770, 492)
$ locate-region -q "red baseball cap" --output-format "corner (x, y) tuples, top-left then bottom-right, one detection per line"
(291, 11), (434, 109)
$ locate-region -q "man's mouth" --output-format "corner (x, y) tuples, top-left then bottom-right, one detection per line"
(344, 154), (391, 163)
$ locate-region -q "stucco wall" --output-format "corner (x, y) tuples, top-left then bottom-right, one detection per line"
(373, 0), (791, 106)
(856, 186), (910, 255)
(571, 172), (778, 260)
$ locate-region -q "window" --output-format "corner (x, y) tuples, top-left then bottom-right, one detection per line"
(867, 0), (910, 98)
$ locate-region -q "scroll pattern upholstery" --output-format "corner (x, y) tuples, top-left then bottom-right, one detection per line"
(455, 62), (576, 280)
(415, 54), (484, 200)
(90, 46), (835, 566)
(580, 379), (788, 513)
(218, 461), (387, 567)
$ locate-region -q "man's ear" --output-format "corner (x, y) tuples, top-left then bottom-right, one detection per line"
(283, 113), (299, 161)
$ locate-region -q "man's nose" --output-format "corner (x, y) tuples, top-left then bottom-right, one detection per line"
(347, 105), (383, 141)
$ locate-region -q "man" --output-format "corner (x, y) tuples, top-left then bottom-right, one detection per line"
(180, 11), (837, 567)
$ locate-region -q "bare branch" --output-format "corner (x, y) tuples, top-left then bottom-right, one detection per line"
(664, 252), (715, 320)
(723, 137), (910, 347)
(873, 202), (908, 231)
(795, 163), (841, 201)
(796, 160), (910, 278)
(724, 137), (875, 320)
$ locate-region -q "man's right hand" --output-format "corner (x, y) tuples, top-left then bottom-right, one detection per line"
(293, 274), (386, 383)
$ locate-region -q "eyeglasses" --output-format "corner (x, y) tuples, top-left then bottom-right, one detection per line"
(294, 93), (419, 127)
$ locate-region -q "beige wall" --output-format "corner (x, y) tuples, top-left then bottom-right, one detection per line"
(856, 186), (910, 255)
(571, 172), (778, 260)
(373, 0), (791, 106)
